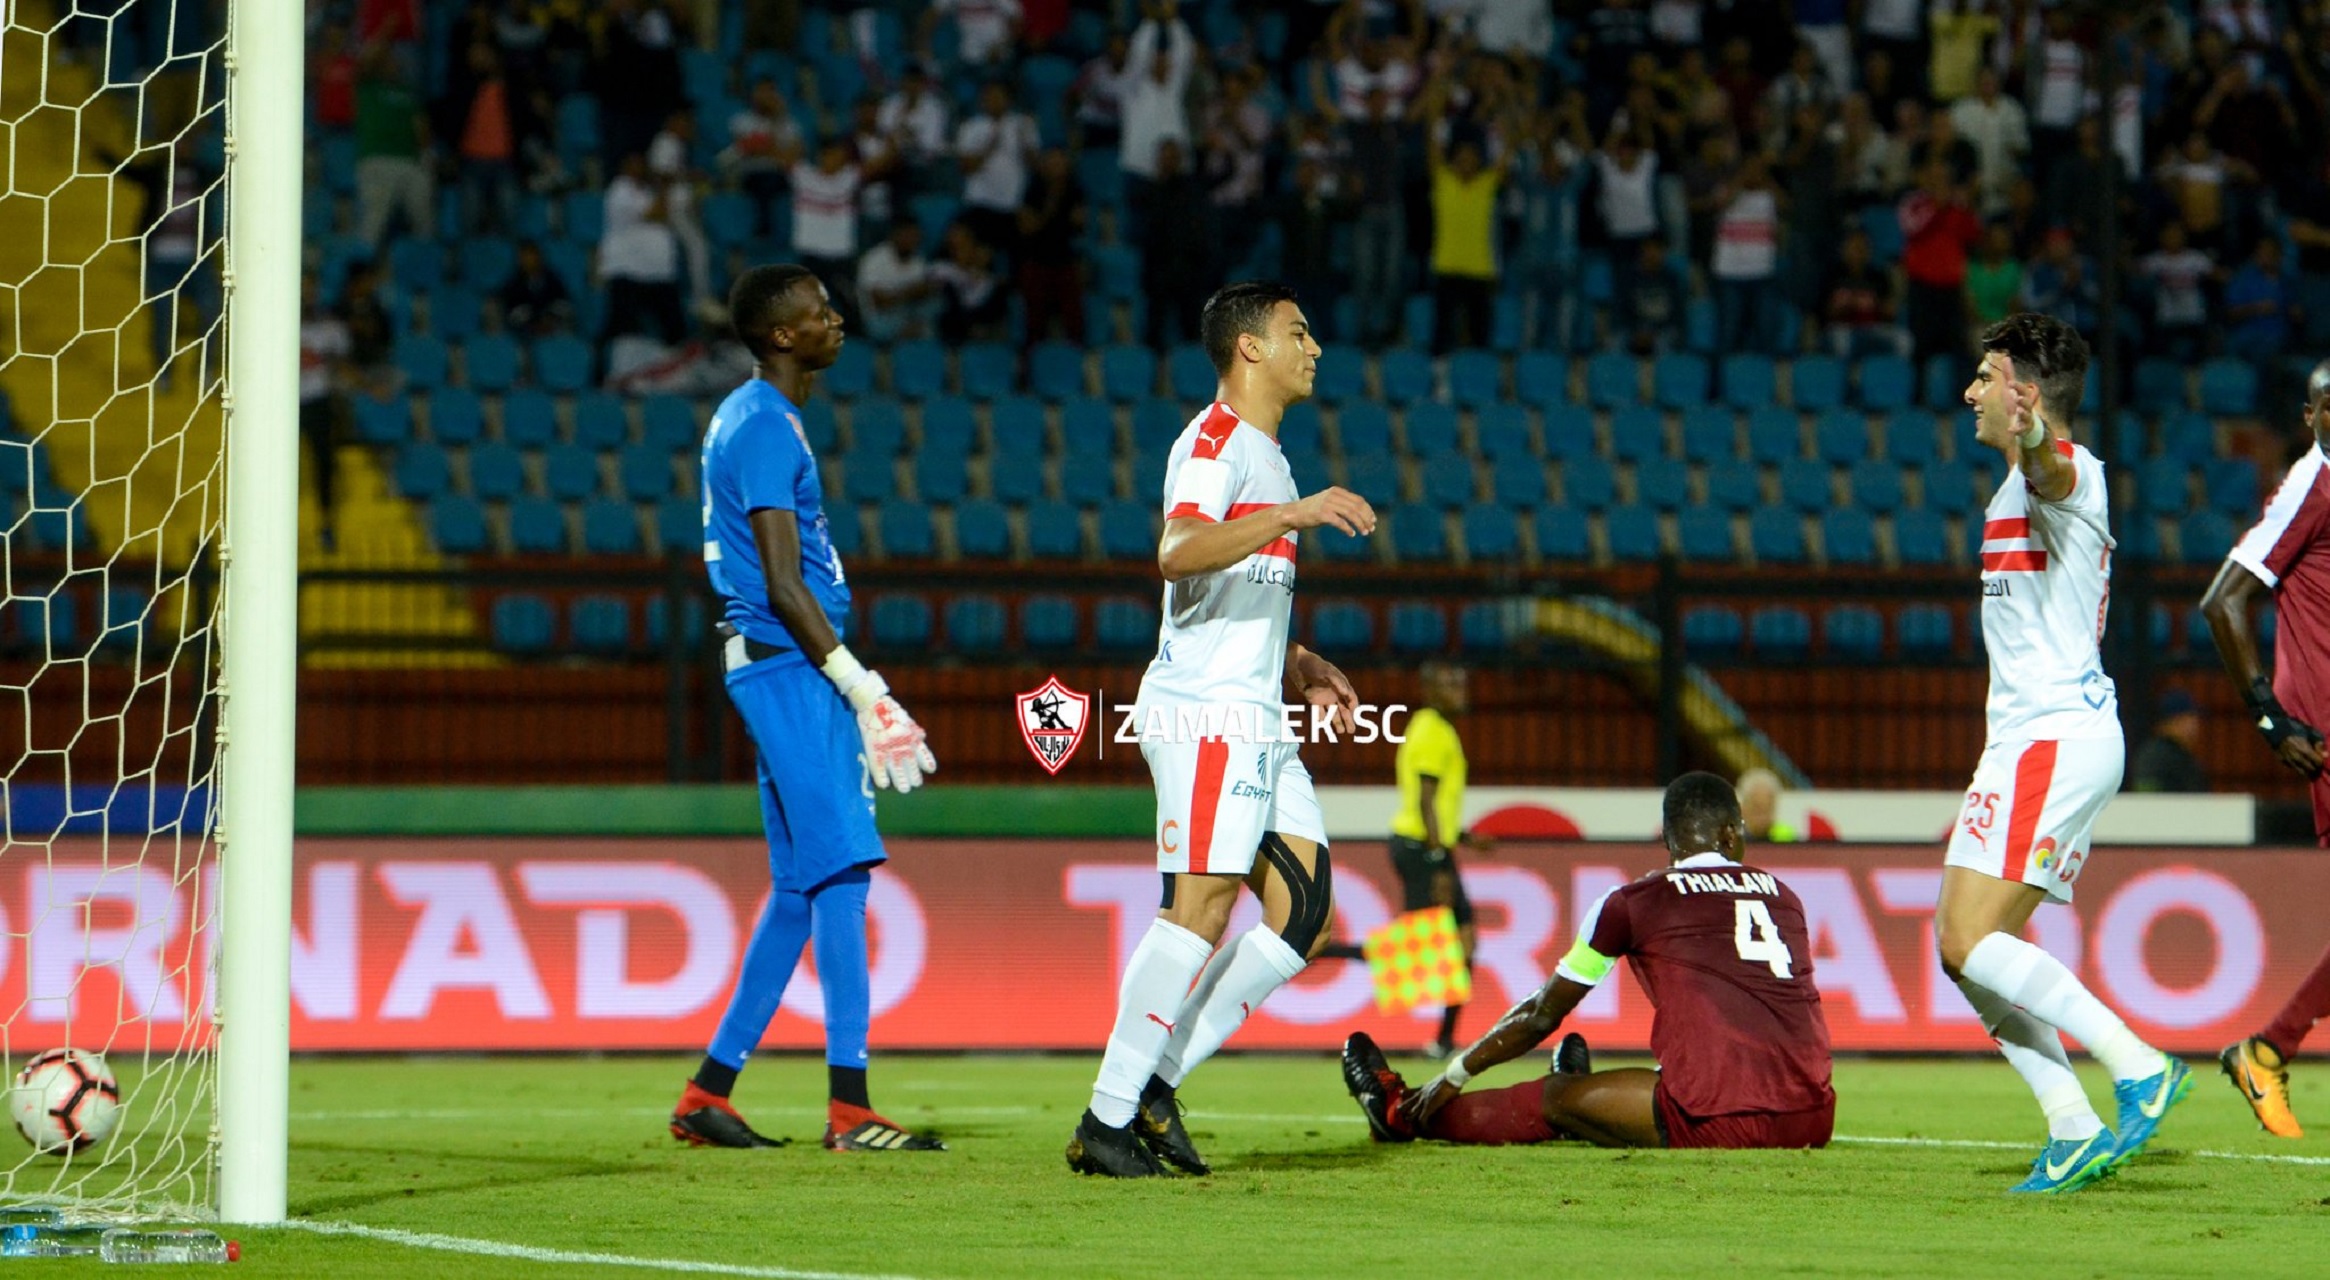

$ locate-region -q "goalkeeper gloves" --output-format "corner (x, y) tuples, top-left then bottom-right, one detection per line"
(2247, 677), (2326, 776)
(821, 646), (940, 793)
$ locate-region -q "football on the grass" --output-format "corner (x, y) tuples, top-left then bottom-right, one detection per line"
(9, 1049), (122, 1154)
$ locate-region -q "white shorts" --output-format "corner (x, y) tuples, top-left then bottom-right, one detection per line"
(1943, 736), (2124, 904)
(1142, 737), (1326, 876)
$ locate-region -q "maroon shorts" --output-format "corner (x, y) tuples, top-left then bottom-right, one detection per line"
(1652, 1083), (1834, 1150)
(2310, 772), (2330, 848)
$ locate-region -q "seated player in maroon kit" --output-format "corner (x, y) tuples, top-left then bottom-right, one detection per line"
(1342, 772), (1835, 1149)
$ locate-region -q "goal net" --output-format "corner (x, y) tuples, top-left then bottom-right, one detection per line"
(0, 0), (295, 1221)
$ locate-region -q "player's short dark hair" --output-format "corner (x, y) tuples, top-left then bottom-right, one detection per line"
(729, 263), (821, 361)
(1663, 771), (1743, 853)
(1200, 281), (1301, 375)
(1979, 312), (2091, 431)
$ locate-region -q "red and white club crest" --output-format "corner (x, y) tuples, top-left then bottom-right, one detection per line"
(1015, 676), (1091, 775)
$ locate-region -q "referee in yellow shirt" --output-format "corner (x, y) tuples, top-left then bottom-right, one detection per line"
(1391, 662), (1486, 1058)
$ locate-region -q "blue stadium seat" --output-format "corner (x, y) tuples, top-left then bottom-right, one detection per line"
(959, 343), (1017, 400)
(851, 398), (906, 456)
(1682, 605), (1743, 658)
(1587, 352), (1639, 408)
(1338, 402), (1393, 456)
(1099, 501), (1153, 558)
(1311, 353), (1365, 404)
(389, 238), (443, 292)
(953, 499), (1010, 558)
(869, 594), (933, 649)
(1721, 354), (1776, 411)
(1542, 404), (1595, 459)
(1390, 505), (1448, 561)
(1792, 356), (1845, 411)
(654, 495), (698, 555)
(582, 498), (647, 554)
(1096, 596), (1159, 654)
(569, 594), (633, 653)
(1677, 508), (1734, 561)
(562, 188), (604, 241)
(916, 451), (970, 504)
(920, 397), (978, 457)
(1404, 402), (1459, 456)
(842, 450), (896, 503)
(1919, 459), (1975, 510)
(1884, 410), (1939, 464)
(1313, 526), (1376, 562)
(1751, 606), (1813, 659)
(1824, 605), (1885, 661)
(1897, 603), (1955, 658)
(544, 444), (601, 500)
(1100, 345), (1156, 401)
(1461, 504), (1520, 560)
(1311, 600), (1374, 651)
(2161, 412), (2217, 465)
(532, 335), (591, 392)
(945, 595), (1007, 653)
(1475, 403), (1531, 459)
(1823, 508), (1878, 565)
(491, 594), (555, 654)
(1454, 601), (1503, 653)
(1746, 407), (1800, 464)
(1165, 344), (1213, 401)
(1448, 350), (1501, 408)
(1128, 397), (1182, 452)
(1750, 508), (1806, 563)
(1607, 407), (1665, 463)
(1056, 396), (1113, 457)
(352, 391), (410, 444)
(2181, 510), (2236, 565)
(1290, 452), (1332, 497)
(430, 496), (489, 554)
(2135, 358), (2188, 410)
(508, 497), (568, 553)
(9, 591), (76, 649)
(2142, 458), (2191, 516)
(1535, 507), (1590, 560)
(1850, 459), (1905, 513)
(1680, 407), (1736, 463)
(1605, 505), (1662, 561)
(798, 400), (838, 453)
(1815, 410), (1869, 465)
(1654, 353), (1710, 409)
(1025, 500), (1083, 558)
(1779, 459), (1832, 511)
(393, 443), (451, 500)
(467, 440), (524, 500)
(1059, 454), (1117, 504)
(1706, 465), (1759, 512)
(1515, 352), (1566, 409)
(465, 332), (522, 392)
(395, 334), (449, 389)
(640, 395), (697, 452)
(572, 392), (629, 449)
(1922, 355), (1963, 411)
(435, 287), (485, 342)
(1341, 456), (1402, 511)
(880, 500), (936, 558)
(1420, 453), (1476, 507)
(499, 388), (557, 446)
(891, 339), (948, 400)
(428, 388), (485, 445)
(1857, 355), (1913, 411)
(1893, 508), (1948, 566)
(1280, 402), (1324, 454)
(1380, 350), (1434, 404)
(701, 191), (756, 248)
(989, 442), (1046, 502)
(1563, 455), (1617, 509)
(2207, 457), (2261, 517)
(1493, 455), (1548, 509)
(989, 397), (1046, 458)
(825, 342), (876, 399)
(1635, 457), (1689, 510)
(1388, 602), (1449, 654)
(460, 236), (517, 290)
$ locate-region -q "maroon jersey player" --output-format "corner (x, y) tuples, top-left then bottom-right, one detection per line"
(2202, 357), (2330, 1139)
(1342, 772), (1835, 1150)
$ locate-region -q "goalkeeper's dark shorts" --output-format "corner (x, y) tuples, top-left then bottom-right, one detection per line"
(1388, 834), (1473, 928)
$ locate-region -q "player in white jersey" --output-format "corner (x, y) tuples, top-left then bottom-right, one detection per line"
(1937, 313), (2189, 1195)
(1067, 282), (1378, 1179)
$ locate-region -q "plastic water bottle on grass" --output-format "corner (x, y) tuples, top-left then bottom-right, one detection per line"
(1, 1222), (110, 1256)
(99, 1227), (235, 1262)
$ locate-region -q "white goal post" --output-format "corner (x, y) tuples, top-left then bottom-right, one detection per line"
(217, 0), (300, 1227)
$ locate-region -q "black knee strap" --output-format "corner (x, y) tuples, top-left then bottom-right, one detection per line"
(1261, 834), (1333, 955)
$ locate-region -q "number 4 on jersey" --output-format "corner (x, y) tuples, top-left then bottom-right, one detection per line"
(1733, 899), (1795, 979)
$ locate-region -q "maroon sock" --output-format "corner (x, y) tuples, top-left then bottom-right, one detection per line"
(2261, 941), (2330, 1057)
(1422, 1078), (1556, 1146)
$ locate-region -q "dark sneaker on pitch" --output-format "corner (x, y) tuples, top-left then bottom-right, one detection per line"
(669, 1081), (788, 1148)
(1341, 1032), (1414, 1143)
(1135, 1075), (1209, 1175)
(1066, 1109), (1165, 1177)
(824, 1103), (947, 1152)
(1553, 1032), (1592, 1076)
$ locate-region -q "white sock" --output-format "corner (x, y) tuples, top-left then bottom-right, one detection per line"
(1154, 940), (1241, 1088)
(1088, 919), (1214, 1127)
(1961, 932), (2165, 1083)
(1154, 925), (1306, 1089)
(1955, 976), (2104, 1141)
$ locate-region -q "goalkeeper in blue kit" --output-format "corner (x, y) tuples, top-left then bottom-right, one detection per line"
(668, 264), (944, 1153)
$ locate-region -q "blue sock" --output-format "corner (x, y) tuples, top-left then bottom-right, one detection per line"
(704, 887), (813, 1073)
(810, 870), (873, 1088)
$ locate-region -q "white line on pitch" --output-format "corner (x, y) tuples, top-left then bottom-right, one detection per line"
(277, 1219), (926, 1280)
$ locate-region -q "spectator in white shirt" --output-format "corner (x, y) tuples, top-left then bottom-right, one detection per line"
(597, 152), (688, 366)
(2139, 220), (2217, 364)
(1118, 6), (1195, 185)
(721, 80), (805, 235)
(879, 66), (954, 190)
(1710, 151), (1784, 355)
(1947, 68), (2028, 216)
(790, 138), (867, 326)
(956, 81), (1041, 252)
(1317, 0), (1426, 119)
(857, 220), (940, 343)
(298, 274), (352, 537)
(922, 0), (1023, 69)
(646, 109), (711, 310)
(1072, 32), (1133, 152)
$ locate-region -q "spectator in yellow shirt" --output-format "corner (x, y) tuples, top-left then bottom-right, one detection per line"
(1391, 663), (1490, 1058)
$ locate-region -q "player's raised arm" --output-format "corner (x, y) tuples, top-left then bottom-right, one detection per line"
(1156, 489), (1377, 580)
(2011, 387), (2077, 503)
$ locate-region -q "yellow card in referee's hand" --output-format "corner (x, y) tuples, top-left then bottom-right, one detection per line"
(1363, 907), (1471, 1014)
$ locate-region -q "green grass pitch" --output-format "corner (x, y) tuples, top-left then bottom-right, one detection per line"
(23, 1052), (2330, 1276)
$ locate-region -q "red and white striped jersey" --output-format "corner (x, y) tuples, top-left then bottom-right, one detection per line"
(1133, 403), (1299, 715)
(1978, 439), (2120, 741)
(2230, 443), (2330, 723)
